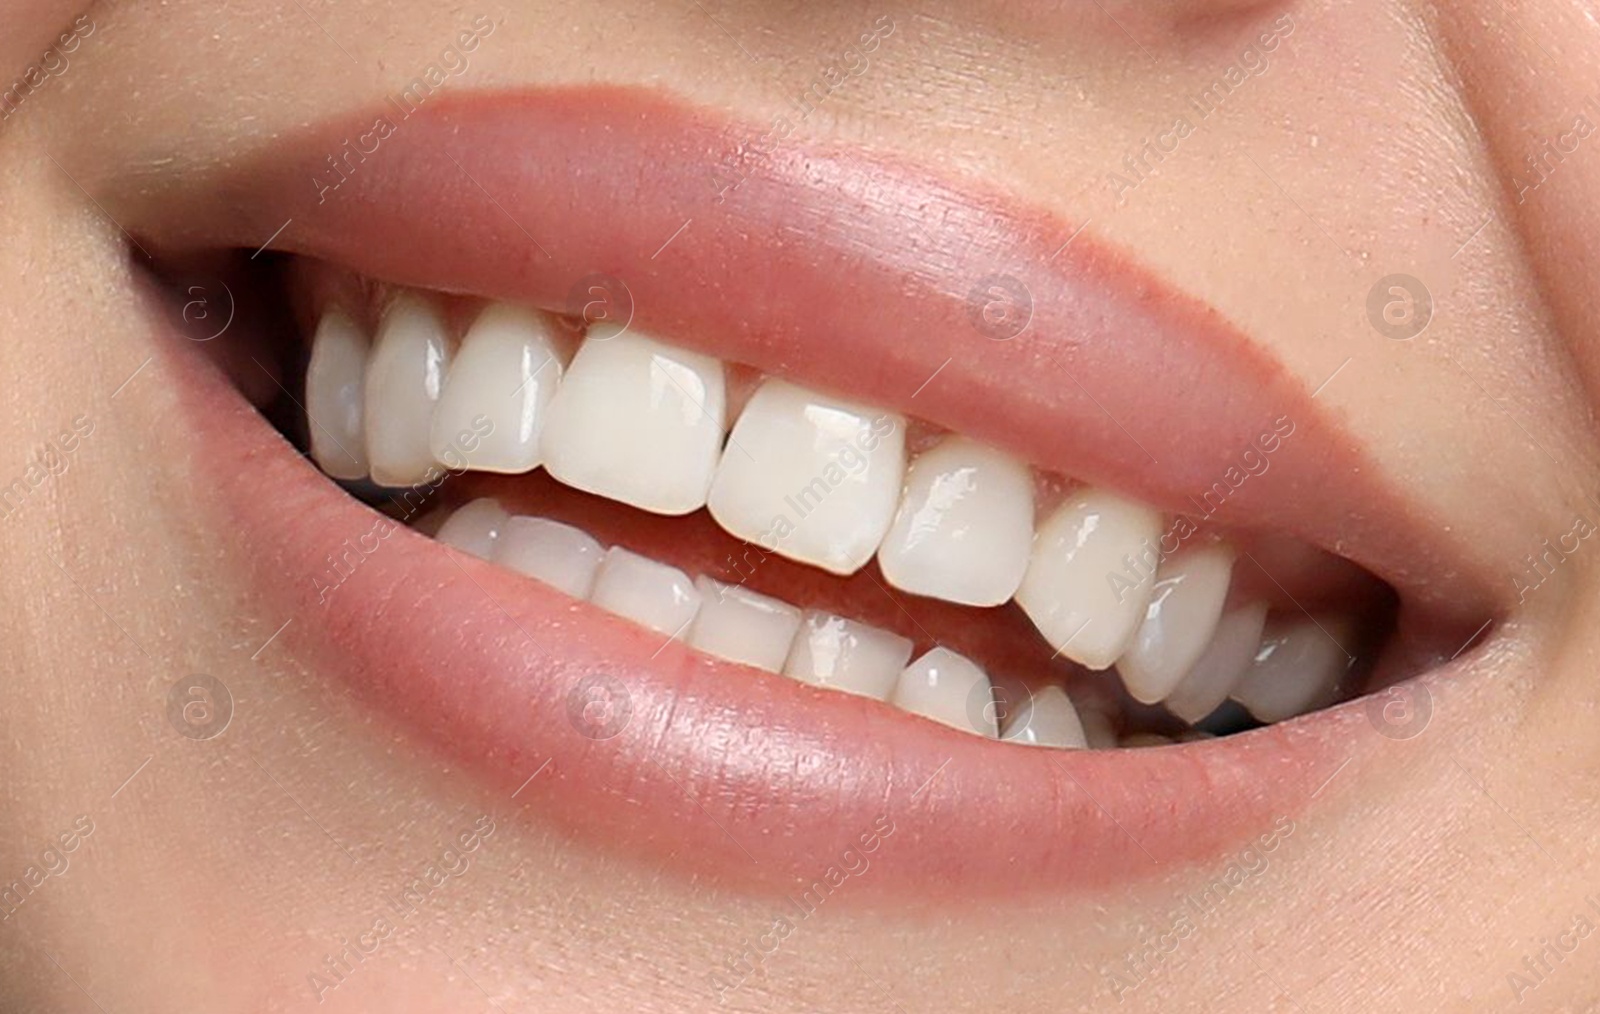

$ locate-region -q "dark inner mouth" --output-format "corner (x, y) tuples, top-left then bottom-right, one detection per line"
(151, 245), (1489, 749)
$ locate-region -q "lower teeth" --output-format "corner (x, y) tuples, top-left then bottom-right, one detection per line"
(413, 493), (1361, 749)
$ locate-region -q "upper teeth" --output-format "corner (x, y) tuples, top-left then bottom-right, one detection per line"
(430, 302), (564, 475)
(876, 435), (1035, 607)
(542, 326), (727, 516)
(1115, 544), (1237, 705)
(706, 380), (906, 575)
(1014, 487), (1165, 670)
(304, 308), (371, 481)
(362, 294), (450, 487)
(308, 294), (1358, 737)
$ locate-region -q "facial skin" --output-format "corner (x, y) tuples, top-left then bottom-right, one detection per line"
(2, 0), (1599, 1011)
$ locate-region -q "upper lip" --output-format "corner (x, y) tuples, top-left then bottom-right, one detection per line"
(132, 85), (1496, 894)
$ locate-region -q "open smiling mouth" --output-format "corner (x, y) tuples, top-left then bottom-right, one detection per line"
(121, 87), (1504, 893)
(285, 266), (1391, 748)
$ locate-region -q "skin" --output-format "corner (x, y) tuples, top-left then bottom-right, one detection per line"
(2, 0), (1600, 1010)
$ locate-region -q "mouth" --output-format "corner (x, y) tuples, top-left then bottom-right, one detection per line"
(122, 86), (1501, 896)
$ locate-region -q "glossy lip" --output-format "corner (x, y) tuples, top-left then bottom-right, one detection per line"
(133, 86), (1499, 895)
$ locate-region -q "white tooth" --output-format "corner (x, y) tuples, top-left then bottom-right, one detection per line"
(1117, 545), (1236, 704)
(687, 578), (803, 672)
(707, 380), (905, 575)
(876, 437), (1034, 607)
(433, 498), (508, 560)
(1079, 708), (1120, 750)
(588, 547), (702, 639)
(781, 611), (913, 700)
(1000, 685), (1088, 748)
(364, 294), (451, 486)
(492, 515), (605, 598)
(430, 303), (563, 474)
(1163, 602), (1269, 724)
(540, 326), (725, 515)
(1014, 487), (1164, 670)
(891, 647), (998, 737)
(1230, 616), (1354, 723)
(305, 309), (371, 480)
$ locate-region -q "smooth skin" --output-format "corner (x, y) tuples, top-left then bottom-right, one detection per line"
(2, 1), (1599, 1011)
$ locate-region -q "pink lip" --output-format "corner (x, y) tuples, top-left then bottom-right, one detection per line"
(136, 86), (1494, 896)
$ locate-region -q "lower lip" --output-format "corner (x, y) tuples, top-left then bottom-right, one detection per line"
(172, 329), (1375, 900)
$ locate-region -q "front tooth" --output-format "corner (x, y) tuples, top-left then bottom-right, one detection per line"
(876, 437), (1035, 607)
(1000, 685), (1088, 748)
(890, 647), (998, 737)
(1230, 616), (1354, 723)
(1014, 487), (1164, 669)
(687, 578), (803, 672)
(434, 498), (508, 560)
(540, 327), (725, 515)
(305, 308), (371, 480)
(364, 294), (451, 486)
(430, 303), (563, 474)
(588, 547), (703, 639)
(781, 611), (913, 700)
(1163, 602), (1269, 723)
(492, 515), (605, 598)
(707, 380), (905, 575)
(1116, 545), (1236, 704)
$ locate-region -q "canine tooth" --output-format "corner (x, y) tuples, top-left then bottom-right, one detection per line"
(1117, 545), (1236, 704)
(1230, 616), (1354, 723)
(540, 327), (725, 515)
(688, 578), (803, 673)
(876, 437), (1034, 607)
(365, 294), (451, 486)
(1014, 487), (1164, 669)
(434, 498), (508, 560)
(1000, 685), (1088, 748)
(891, 648), (998, 737)
(305, 309), (370, 480)
(589, 547), (703, 638)
(781, 611), (913, 700)
(430, 303), (562, 474)
(492, 515), (605, 598)
(707, 380), (905, 575)
(1163, 602), (1269, 723)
